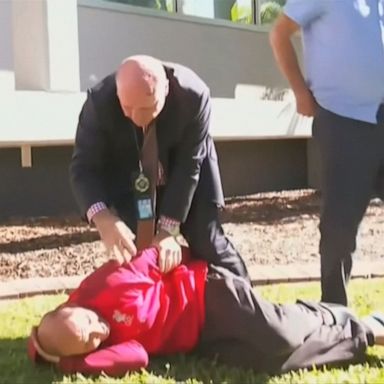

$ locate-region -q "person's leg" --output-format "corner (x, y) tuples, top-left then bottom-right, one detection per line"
(181, 198), (250, 282)
(198, 267), (373, 372)
(313, 107), (382, 305)
(374, 104), (384, 200)
(279, 317), (372, 373)
(200, 267), (330, 355)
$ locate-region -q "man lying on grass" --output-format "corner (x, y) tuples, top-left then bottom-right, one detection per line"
(28, 247), (384, 377)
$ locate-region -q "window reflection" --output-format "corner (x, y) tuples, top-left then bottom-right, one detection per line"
(178, 0), (253, 24)
(178, 0), (214, 18)
(100, 0), (285, 25)
(230, 0), (253, 24)
(102, 0), (174, 12)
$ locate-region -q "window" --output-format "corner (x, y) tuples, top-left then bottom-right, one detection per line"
(102, 0), (175, 12)
(177, 0), (253, 24)
(177, 0), (214, 19)
(101, 0), (284, 25)
(230, 0), (254, 24)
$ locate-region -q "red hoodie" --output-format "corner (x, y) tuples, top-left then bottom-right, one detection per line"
(54, 247), (207, 376)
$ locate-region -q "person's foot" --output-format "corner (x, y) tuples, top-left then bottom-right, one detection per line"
(362, 312), (384, 346)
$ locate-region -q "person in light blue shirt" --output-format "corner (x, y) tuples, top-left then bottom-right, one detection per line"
(270, 0), (384, 306)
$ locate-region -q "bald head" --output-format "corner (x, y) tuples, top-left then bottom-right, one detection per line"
(36, 305), (110, 358)
(116, 55), (169, 127)
(37, 308), (73, 357)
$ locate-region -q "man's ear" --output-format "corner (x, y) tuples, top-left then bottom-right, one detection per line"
(28, 326), (60, 364)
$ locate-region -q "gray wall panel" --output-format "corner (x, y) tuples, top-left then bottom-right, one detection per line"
(0, 0), (13, 71)
(77, 3), (293, 95)
(0, 147), (77, 220)
(217, 139), (307, 197)
(0, 0), (14, 88)
(0, 140), (306, 219)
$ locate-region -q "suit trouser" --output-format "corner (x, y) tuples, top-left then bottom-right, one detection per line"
(180, 191), (250, 283)
(313, 106), (384, 306)
(197, 266), (373, 373)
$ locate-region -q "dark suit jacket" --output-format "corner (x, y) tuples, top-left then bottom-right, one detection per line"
(70, 62), (224, 223)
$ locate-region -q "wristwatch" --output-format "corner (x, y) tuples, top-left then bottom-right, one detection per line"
(158, 216), (181, 237)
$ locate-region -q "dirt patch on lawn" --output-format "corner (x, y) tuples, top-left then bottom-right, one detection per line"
(1, 189), (383, 282)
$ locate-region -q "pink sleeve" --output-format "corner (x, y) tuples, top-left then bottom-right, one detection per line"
(58, 340), (149, 377)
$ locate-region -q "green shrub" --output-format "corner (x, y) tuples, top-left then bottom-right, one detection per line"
(271, 0), (286, 6)
(260, 1), (283, 24)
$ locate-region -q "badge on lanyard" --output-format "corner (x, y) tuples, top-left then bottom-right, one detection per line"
(134, 172), (150, 193)
(132, 171), (155, 220)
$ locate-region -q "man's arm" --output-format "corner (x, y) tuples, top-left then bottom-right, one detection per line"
(70, 91), (110, 218)
(151, 88), (210, 273)
(58, 340), (149, 376)
(269, 14), (317, 117)
(159, 88), (211, 222)
(70, 92), (136, 262)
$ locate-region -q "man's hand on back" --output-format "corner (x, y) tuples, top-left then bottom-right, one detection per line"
(92, 209), (137, 264)
(152, 230), (182, 273)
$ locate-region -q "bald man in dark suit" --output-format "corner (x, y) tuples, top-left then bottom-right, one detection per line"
(70, 55), (249, 279)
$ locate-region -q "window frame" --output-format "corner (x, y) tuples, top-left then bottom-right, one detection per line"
(79, 0), (281, 29)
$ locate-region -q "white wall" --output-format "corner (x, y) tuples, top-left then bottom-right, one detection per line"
(77, 0), (297, 96)
(12, 0), (80, 91)
(3, 0), (300, 97)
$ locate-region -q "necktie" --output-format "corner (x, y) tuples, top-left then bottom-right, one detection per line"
(135, 121), (158, 251)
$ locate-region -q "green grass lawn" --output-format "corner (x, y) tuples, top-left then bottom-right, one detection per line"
(1, 279), (384, 384)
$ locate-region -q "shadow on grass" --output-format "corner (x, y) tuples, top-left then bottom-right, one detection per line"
(0, 337), (62, 383)
(220, 190), (321, 225)
(148, 352), (384, 383)
(0, 192), (321, 253)
(364, 354), (384, 368)
(0, 231), (99, 254)
(0, 338), (271, 384)
(148, 353), (272, 384)
(221, 190), (383, 225)
(1, 338), (384, 384)
(0, 214), (85, 227)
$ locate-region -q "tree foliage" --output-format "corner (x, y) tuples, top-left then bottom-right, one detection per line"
(260, 1), (283, 24)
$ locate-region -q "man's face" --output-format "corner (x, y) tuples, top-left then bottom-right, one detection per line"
(117, 80), (168, 128)
(47, 306), (110, 356)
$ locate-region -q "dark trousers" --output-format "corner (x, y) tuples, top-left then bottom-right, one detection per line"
(116, 188), (250, 282)
(197, 266), (372, 373)
(180, 193), (250, 283)
(313, 106), (384, 305)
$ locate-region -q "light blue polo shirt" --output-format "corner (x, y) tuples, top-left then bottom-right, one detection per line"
(284, 0), (384, 123)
